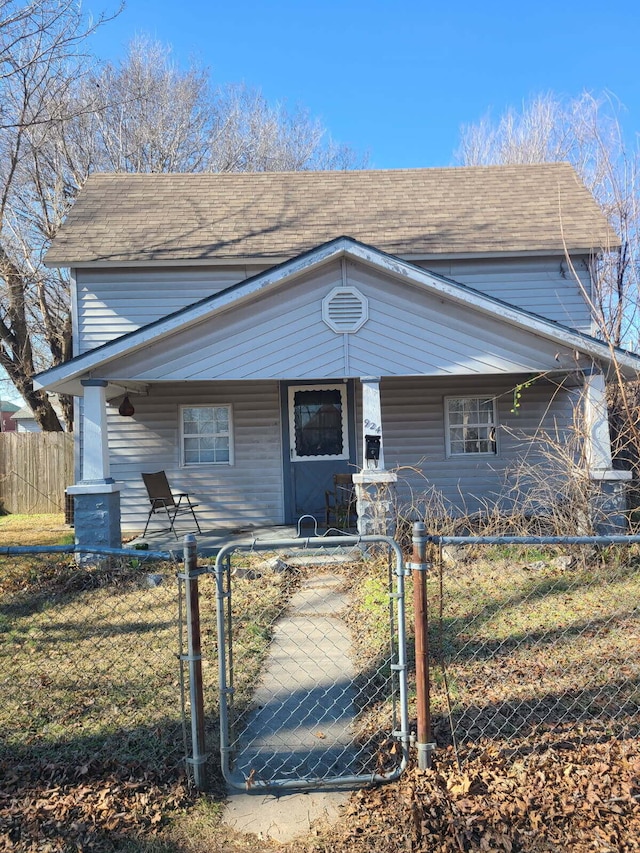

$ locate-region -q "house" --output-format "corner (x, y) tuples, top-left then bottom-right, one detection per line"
(10, 401), (66, 432)
(35, 164), (640, 548)
(9, 406), (39, 432)
(1, 400), (19, 432)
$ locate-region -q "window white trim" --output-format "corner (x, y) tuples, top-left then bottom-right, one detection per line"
(444, 395), (498, 458)
(288, 384), (350, 462)
(180, 403), (234, 466)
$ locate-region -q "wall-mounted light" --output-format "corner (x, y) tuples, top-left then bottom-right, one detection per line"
(118, 394), (135, 417)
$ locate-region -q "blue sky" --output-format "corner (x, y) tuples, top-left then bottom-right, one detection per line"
(87, 0), (640, 168)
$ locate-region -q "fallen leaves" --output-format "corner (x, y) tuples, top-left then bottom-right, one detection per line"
(294, 736), (640, 853)
(446, 773), (472, 797)
(0, 761), (191, 852)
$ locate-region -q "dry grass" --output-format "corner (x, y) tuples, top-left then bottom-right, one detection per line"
(0, 546), (295, 851)
(428, 546), (640, 748)
(0, 512), (71, 546)
(0, 556), (184, 773)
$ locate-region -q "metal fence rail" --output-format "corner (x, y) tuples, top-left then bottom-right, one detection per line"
(211, 535), (410, 791)
(426, 534), (640, 762)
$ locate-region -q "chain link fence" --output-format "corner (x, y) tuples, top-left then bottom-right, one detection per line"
(209, 535), (410, 791)
(1, 536), (410, 799)
(0, 547), (188, 787)
(2, 534), (639, 799)
(427, 537), (640, 762)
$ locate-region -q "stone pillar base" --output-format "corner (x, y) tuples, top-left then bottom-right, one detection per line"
(67, 484), (122, 551)
(588, 472), (630, 534)
(352, 471), (398, 536)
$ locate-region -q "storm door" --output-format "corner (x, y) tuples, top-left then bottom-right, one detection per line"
(282, 382), (356, 524)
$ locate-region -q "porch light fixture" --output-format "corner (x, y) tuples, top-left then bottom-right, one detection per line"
(118, 394), (135, 417)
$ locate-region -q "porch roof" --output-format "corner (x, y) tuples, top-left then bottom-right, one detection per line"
(35, 238), (640, 396)
(44, 163), (617, 267)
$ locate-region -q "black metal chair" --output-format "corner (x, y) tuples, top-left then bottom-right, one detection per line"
(141, 471), (201, 539)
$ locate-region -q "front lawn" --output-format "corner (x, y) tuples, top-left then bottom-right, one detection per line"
(0, 513), (72, 547)
(1, 535), (638, 852)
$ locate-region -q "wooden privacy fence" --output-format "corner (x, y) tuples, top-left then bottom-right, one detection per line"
(0, 432), (74, 514)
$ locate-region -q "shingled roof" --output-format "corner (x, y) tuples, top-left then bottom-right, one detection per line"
(45, 162), (618, 267)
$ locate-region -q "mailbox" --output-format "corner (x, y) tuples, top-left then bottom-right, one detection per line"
(365, 434), (381, 462)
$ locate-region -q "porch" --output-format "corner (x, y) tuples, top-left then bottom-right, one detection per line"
(127, 523), (311, 557)
(62, 367), (631, 552)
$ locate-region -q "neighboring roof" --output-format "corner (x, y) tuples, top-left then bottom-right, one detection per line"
(0, 400), (20, 413)
(11, 406), (38, 420)
(11, 403), (64, 420)
(44, 163), (618, 267)
(36, 237), (640, 396)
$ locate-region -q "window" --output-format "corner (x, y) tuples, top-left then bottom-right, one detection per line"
(288, 385), (349, 462)
(180, 405), (233, 465)
(445, 397), (497, 456)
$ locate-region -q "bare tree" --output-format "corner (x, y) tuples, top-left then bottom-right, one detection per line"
(86, 37), (212, 174)
(0, 1), (120, 430)
(0, 31), (364, 430)
(85, 39), (363, 175)
(0, 1), (114, 96)
(457, 93), (640, 480)
(208, 83), (362, 172)
(456, 92), (640, 349)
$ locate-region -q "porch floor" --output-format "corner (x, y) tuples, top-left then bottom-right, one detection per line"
(125, 522), (323, 557)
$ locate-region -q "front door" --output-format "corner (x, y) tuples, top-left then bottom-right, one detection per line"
(282, 382), (356, 524)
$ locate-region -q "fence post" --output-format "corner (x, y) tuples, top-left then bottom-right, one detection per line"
(184, 533), (208, 789)
(412, 521), (433, 769)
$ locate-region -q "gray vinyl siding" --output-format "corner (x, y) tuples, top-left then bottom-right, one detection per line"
(75, 265), (266, 353)
(74, 255), (593, 357)
(99, 259), (586, 383)
(75, 252), (588, 529)
(108, 380), (283, 531)
(109, 374), (575, 531)
(379, 374), (576, 515)
(415, 256), (593, 333)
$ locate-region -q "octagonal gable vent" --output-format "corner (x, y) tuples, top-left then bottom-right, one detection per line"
(322, 286), (368, 333)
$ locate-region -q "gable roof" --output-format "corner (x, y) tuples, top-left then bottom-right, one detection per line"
(36, 237), (640, 395)
(45, 163), (618, 267)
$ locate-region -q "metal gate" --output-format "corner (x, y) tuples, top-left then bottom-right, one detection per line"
(212, 534), (410, 791)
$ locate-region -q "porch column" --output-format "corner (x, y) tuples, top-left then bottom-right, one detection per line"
(67, 379), (122, 550)
(584, 368), (614, 473)
(361, 376), (385, 470)
(583, 367), (631, 532)
(80, 379), (113, 483)
(353, 377), (397, 536)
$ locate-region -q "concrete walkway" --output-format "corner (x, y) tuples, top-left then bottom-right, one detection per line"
(222, 572), (358, 843)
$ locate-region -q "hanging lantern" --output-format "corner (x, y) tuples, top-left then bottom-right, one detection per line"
(118, 394), (135, 417)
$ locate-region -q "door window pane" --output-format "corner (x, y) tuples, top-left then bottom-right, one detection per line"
(293, 389), (344, 458)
